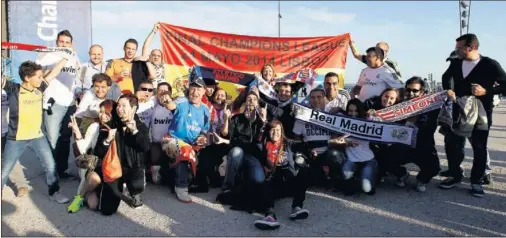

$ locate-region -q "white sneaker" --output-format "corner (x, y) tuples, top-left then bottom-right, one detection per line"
(151, 165), (161, 184)
(50, 191), (70, 204)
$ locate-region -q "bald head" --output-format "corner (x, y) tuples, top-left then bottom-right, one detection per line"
(376, 42), (389, 55)
(89, 44), (104, 65)
(150, 49), (163, 65)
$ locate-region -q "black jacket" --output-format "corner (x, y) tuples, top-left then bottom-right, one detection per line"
(262, 139), (328, 178)
(114, 116), (151, 170)
(228, 113), (265, 156)
(258, 95), (297, 140)
(442, 56), (506, 115)
(131, 61), (150, 93)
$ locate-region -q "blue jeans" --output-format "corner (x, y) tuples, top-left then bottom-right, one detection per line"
(342, 159), (378, 192)
(44, 103), (76, 175)
(174, 161), (190, 188)
(222, 146), (265, 190)
(1, 137), (59, 195)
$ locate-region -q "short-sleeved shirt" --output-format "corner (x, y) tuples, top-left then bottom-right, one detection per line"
(293, 107), (332, 154)
(168, 100), (210, 144)
(105, 58), (134, 94)
(137, 97), (157, 128)
(325, 88), (350, 112)
(151, 104), (173, 143)
(356, 64), (404, 102)
(36, 51), (79, 107)
(3, 81), (48, 140)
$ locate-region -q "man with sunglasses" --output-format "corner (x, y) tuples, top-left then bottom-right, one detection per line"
(439, 34), (506, 197)
(350, 47), (404, 102)
(387, 77), (441, 193)
(135, 80), (156, 128)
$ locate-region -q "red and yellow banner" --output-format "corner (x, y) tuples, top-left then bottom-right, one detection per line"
(159, 23), (350, 100)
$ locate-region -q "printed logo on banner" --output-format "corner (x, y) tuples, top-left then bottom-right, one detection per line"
(391, 128), (408, 141)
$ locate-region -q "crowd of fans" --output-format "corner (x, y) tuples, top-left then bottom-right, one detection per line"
(2, 23), (505, 230)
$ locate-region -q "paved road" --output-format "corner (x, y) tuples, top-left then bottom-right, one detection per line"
(2, 103), (506, 237)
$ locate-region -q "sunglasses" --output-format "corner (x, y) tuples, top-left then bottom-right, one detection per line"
(140, 87), (154, 92)
(405, 88), (421, 93)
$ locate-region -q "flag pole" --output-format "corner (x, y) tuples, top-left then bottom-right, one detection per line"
(278, 0), (281, 37)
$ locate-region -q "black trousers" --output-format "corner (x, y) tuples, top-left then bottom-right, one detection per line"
(257, 167), (309, 214)
(98, 168), (145, 216)
(444, 129), (490, 184)
(194, 143), (229, 187)
(387, 144), (441, 184)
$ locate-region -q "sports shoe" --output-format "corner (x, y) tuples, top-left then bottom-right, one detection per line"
(470, 184), (485, 197)
(416, 180), (427, 193)
(395, 173), (409, 188)
(17, 187), (30, 197)
(131, 194), (144, 208)
(175, 187), (192, 203)
(439, 177), (462, 189)
(59, 172), (78, 180)
(50, 191), (70, 204)
(68, 195), (84, 213)
(151, 165), (162, 184)
(481, 174), (492, 185)
(254, 214), (281, 230)
(439, 169), (465, 178)
(289, 207), (309, 220)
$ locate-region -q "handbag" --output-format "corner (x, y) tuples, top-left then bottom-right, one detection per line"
(102, 139), (122, 182)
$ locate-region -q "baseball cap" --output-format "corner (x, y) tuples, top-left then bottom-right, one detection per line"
(190, 76), (206, 87)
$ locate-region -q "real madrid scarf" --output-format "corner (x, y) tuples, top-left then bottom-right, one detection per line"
(293, 103), (419, 147)
(374, 91), (448, 122)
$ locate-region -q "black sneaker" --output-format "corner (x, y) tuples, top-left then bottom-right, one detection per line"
(254, 214), (280, 230)
(59, 172), (78, 180)
(439, 170), (465, 178)
(481, 174), (492, 185)
(289, 207), (309, 220)
(127, 194), (144, 209)
(470, 184), (485, 197)
(439, 177), (462, 189)
(188, 184), (209, 193)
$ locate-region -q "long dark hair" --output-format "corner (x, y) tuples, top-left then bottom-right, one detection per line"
(346, 98), (367, 118)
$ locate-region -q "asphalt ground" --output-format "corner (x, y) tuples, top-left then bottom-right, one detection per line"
(2, 102), (505, 237)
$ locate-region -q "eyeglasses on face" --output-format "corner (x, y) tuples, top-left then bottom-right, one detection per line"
(140, 87), (154, 92)
(405, 88), (421, 93)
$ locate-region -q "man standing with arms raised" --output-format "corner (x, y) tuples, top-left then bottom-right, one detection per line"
(37, 30), (80, 179)
(106, 39), (139, 94)
(350, 47), (404, 102)
(439, 34), (506, 197)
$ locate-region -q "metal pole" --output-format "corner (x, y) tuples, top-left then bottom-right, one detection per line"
(459, 1), (462, 36)
(467, 0), (471, 34)
(278, 0), (281, 37)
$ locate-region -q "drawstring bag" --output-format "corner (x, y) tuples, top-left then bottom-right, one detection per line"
(102, 139), (122, 182)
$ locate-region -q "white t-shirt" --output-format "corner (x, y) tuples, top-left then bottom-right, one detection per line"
(293, 110), (332, 154)
(345, 140), (374, 163)
(1, 89), (9, 136)
(325, 88), (350, 112)
(36, 51), (80, 107)
(356, 64), (404, 102)
(151, 104), (173, 143)
(74, 91), (104, 119)
(462, 58), (481, 78)
(137, 97), (156, 128)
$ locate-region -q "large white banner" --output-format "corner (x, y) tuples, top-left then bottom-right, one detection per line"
(293, 103), (419, 147)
